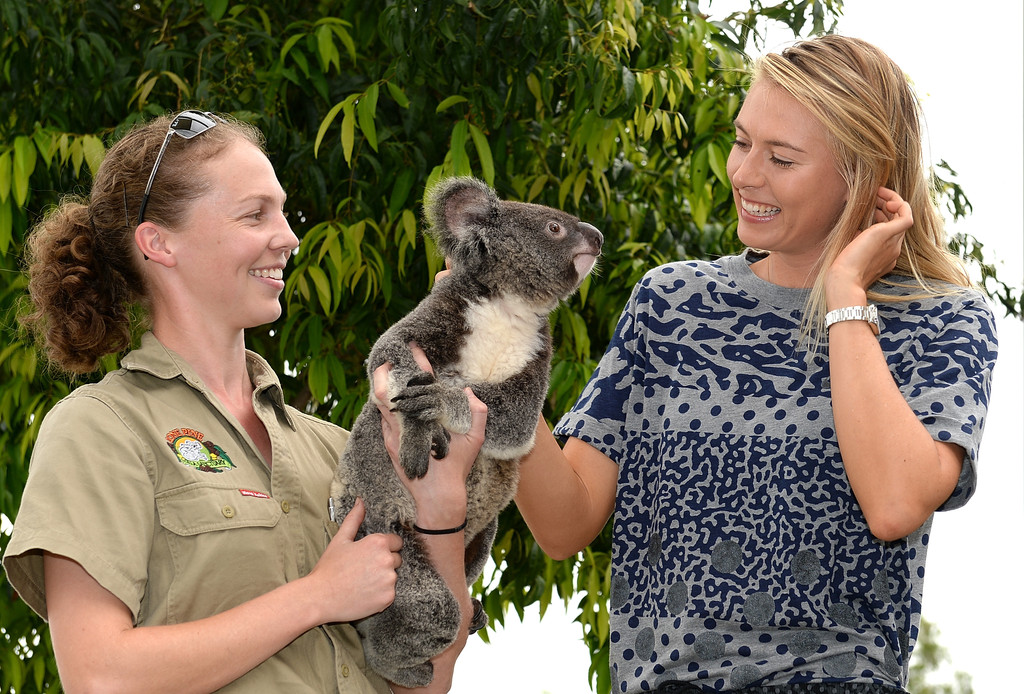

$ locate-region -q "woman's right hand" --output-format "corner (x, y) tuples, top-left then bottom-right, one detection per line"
(307, 498), (403, 624)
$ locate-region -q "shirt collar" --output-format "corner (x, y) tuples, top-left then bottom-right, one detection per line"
(121, 332), (297, 430)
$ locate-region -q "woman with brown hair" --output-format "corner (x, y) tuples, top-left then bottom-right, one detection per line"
(515, 35), (998, 693)
(3, 111), (485, 693)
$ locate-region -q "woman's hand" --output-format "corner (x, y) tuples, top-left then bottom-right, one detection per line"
(825, 186), (913, 308)
(305, 498), (403, 624)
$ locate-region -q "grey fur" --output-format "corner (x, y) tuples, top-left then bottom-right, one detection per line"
(329, 177), (603, 686)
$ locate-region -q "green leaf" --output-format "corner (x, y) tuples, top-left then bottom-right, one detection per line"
(388, 169), (416, 219)
(341, 102), (356, 165)
(32, 129), (55, 168)
(0, 151), (11, 203)
(707, 141), (728, 186)
(357, 83), (379, 152)
(621, 65), (635, 103)
(135, 73), (159, 107)
(12, 136), (36, 207)
(573, 168), (588, 206)
(526, 72), (543, 106)
(280, 33), (304, 62)
(203, 0), (228, 21)
(450, 119), (469, 175)
(161, 70), (192, 98)
(314, 99), (347, 158)
(385, 80), (410, 108)
(0, 199), (12, 255)
(305, 264), (332, 314)
(308, 356), (329, 403)
(526, 174), (548, 203)
(316, 24), (340, 72)
(436, 95), (468, 113)
(330, 22), (357, 63)
(690, 145), (709, 194)
(468, 123), (494, 185)
(81, 134), (106, 176)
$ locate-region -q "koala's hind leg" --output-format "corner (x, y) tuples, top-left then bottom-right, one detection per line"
(357, 530), (462, 687)
(464, 517), (498, 585)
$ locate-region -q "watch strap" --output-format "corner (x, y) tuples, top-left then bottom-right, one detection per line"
(825, 304), (879, 334)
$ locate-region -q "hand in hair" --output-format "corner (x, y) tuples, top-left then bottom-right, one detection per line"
(825, 186), (913, 308)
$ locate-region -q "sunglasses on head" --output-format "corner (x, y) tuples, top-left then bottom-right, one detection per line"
(136, 110), (221, 226)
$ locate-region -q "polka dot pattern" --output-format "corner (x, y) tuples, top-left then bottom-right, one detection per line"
(555, 254), (997, 692)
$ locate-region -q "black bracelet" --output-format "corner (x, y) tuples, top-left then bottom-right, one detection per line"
(413, 519), (467, 535)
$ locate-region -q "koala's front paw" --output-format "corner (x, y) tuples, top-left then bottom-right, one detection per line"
(390, 377), (472, 435)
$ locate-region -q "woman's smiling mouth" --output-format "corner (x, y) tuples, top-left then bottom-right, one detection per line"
(249, 267), (284, 280)
(740, 197), (782, 217)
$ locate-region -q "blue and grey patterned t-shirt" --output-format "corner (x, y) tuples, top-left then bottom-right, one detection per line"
(554, 252), (997, 693)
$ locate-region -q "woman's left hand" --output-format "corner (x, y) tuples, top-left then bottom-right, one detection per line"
(825, 186), (912, 307)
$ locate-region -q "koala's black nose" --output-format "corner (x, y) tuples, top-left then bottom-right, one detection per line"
(580, 222), (604, 253)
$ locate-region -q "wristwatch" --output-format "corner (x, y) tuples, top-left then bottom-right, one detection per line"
(825, 304), (879, 335)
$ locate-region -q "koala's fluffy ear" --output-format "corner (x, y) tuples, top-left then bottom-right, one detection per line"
(423, 177), (499, 260)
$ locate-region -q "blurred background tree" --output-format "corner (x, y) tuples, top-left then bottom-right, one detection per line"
(1, 1), (1017, 692)
(908, 619), (974, 694)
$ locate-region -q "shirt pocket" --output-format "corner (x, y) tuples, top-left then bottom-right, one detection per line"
(151, 483), (285, 624)
(156, 483), (282, 535)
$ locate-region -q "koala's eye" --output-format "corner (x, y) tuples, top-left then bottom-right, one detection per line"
(547, 221), (566, 238)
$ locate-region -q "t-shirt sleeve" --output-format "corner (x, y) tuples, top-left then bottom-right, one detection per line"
(554, 280), (647, 465)
(2, 393), (156, 621)
(897, 292), (998, 511)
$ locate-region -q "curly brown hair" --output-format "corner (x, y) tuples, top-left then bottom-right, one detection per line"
(22, 112), (265, 374)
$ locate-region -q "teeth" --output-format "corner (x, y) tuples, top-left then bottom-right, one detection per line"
(741, 199), (781, 217)
(249, 268), (283, 280)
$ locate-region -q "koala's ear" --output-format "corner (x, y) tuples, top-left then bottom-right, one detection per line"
(424, 177), (498, 254)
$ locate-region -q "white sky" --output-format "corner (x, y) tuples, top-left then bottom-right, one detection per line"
(452, 1), (1024, 692)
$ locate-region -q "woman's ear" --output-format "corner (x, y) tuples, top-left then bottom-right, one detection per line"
(135, 222), (175, 267)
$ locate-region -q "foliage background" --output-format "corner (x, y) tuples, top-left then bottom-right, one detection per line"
(1, 1), (1018, 692)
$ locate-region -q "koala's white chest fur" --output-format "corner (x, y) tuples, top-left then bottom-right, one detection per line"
(458, 295), (549, 383)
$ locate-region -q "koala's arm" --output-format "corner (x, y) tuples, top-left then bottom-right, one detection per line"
(367, 331), (424, 390)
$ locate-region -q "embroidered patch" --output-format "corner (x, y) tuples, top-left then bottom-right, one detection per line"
(165, 428), (235, 473)
(239, 489), (270, 499)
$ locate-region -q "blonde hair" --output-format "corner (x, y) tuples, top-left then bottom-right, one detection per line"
(750, 35), (971, 340)
(22, 112), (265, 374)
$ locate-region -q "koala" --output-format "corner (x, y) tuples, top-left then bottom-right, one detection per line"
(329, 176), (603, 687)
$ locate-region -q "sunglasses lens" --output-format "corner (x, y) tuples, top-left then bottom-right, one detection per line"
(170, 111), (218, 138)
(137, 110), (220, 225)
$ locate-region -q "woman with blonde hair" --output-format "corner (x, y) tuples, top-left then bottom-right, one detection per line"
(3, 110), (486, 693)
(514, 35), (997, 693)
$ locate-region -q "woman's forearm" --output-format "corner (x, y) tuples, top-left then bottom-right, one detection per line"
(515, 417), (617, 559)
(46, 553), (338, 694)
(828, 318), (963, 541)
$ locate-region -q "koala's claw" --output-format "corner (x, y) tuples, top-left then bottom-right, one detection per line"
(468, 598), (488, 635)
(430, 429), (452, 459)
(403, 371), (436, 388)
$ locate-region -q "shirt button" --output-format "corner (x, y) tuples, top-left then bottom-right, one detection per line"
(341, 665), (350, 678)
(221, 506), (235, 518)
(280, 500), (291, 513)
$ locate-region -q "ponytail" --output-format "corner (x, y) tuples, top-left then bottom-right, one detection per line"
(22, 196), (146, 374)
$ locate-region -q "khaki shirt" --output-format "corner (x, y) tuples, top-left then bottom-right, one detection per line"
(3, 332), (389, 693)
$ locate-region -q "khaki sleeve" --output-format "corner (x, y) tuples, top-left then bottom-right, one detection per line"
(3, 393), (156, 622)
